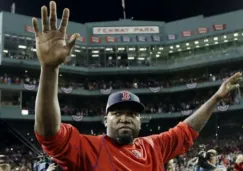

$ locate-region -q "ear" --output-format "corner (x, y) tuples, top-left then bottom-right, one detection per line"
(104, 116), (107, 127)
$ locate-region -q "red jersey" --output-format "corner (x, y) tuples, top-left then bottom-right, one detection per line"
(35, 122), (198, 171)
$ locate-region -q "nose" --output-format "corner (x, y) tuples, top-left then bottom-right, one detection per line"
(120, 114), (131, 123)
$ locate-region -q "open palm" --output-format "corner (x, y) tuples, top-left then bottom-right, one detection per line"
(32, 1), (79, 68)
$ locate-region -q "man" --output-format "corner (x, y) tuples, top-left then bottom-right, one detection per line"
(33, 1), (242, 170)
(0, 155), (10, 171)
(195, 149), (219, 171)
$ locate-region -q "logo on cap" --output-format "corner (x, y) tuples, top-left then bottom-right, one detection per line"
(121, 91), (131, 101)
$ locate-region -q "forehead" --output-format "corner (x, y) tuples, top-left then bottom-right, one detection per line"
(108, 103), (140, 113)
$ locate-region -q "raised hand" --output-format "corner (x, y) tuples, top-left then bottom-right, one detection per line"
(32, 1), (79, 68)
(215, 72), (242, 99)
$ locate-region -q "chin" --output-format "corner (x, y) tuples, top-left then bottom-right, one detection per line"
(116, 134), (133, 145)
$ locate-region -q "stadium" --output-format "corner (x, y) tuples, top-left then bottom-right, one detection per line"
(0, 2), (243, 171)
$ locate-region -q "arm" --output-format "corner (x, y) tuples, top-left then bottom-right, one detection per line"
(32, 1), (78, 136)
(183, 95), (218, 132)
(34, 67), (61, 136)
(184, 72), (241, 132)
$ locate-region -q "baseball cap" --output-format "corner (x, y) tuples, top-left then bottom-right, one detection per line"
(106, 91), (145, 114)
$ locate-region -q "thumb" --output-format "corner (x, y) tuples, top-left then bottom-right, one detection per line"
(66, 33), (80, 52)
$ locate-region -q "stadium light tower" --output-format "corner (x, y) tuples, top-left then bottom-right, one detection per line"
(121, 0), (126, 19)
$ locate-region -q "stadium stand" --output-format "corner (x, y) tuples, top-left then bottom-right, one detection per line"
(0, 9), (243, 171)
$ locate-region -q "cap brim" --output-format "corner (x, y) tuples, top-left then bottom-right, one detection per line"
(107, 101), (145, 114)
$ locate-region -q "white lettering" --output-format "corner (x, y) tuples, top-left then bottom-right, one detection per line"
(93, 26), (160, 35)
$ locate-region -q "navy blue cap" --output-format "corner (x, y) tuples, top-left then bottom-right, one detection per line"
(106, 91), (145, 114)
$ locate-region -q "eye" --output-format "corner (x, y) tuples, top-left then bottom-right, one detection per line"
(114, 112), (121, 116)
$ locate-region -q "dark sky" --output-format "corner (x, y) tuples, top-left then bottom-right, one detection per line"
(0, 0), (243, 23)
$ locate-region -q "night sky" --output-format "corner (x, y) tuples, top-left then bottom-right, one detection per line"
(0, 0), (243, 23)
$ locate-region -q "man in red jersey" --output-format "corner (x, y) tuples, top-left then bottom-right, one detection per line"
(33, 1), (242, 170)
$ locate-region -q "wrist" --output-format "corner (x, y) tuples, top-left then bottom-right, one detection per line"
(41, 65), (59, 72)
(212, 94), (221, 103)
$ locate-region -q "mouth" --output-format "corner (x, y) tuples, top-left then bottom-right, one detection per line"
(119, 126), (132, 130)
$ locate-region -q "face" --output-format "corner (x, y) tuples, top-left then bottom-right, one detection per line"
(104, 107), (141, 145)
(210, 155), (218, 165)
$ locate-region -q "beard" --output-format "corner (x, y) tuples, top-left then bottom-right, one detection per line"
(116, 134), (134, 145)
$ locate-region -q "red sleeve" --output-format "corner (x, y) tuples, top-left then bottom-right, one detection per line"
(35, 123), (81, 170)
(149, 122), (198, 163)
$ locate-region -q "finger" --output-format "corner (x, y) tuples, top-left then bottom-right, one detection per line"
(49, 1), (57, 30)
(59, 8), (70, 33)
(32, 18), (41, 37)
(230, 84), (240, 91)
(227, 72), (242, 83)
(41, 6), (49, 32)
(65, 33), (80, 52)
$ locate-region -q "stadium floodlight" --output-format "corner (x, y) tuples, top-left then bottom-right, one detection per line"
(3, 50), (8, 53)
(224, 40), (228, 43)
(194, 41), (199, 44)
(117, 56), (121, 59)
(128, 57), (134, 60)
(213, 37), (218, 41)
(187, 47), (191, 50)
(169, 46), (173, 49)
(128, 48), (136, 51)
(92, 54), (99, 57)
(92, 50), (99, 53)
(196, 45), (200, 48)
(139, 48), (146, 51)
(74, 49), (81, 52)
(157, 52), (161, 54)
(176, 45), (180, 48)
(186, 43), (190, 46)
(204, 39), (209, 42)
(178, 49), (182, 51)
(71, 54), (76, 57)
(18, 45), (27, 49)
(156, 54), (160, 58)
(138, 57), (145, 60)
(234, 33), (239, 37)
(214, 42), (218, 44)
(169, 50), (173, 53)
(205, 44), (209, 46)
(118, 47), (125, 51)
(234, 38), (238, 41)
(105, 48), (112, 51)
(224, 35), (227, 39)
(31, 48), (36, 52)
(159, 47), (163, 50)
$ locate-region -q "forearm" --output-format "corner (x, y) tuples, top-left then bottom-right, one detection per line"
(183, 94), (219, 132)
(34, 67), (61, 136)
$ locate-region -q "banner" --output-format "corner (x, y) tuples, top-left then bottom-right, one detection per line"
(93, 26), (160, 34)
(122, 36), (131, 42)
(137, 36), (146, 42)
(77, 36), (85, 42)
(181, 110), (193, 116)
(24, 84), (36, 90)
(61, 87), (73, 94)
(91, 36), (101, 43)
(72, 112), (84, 122)
(167, 34), (176, 40)
(217, 105), (229, 112)
(213, 24), (226, 31)
(149, 87), (161, 93)
(25, 25), (34, 33)
(106, 36), (117, 43)
(100, 87), (112, 94)
(181, 31), (193, 37)
(140, 114), (152, 123)
(152, 35), (161, 42)
(186, 83), (197, 89)
(197, 27), (209, 34)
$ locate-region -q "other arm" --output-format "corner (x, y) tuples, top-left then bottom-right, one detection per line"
(184, 72), (241, 132)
